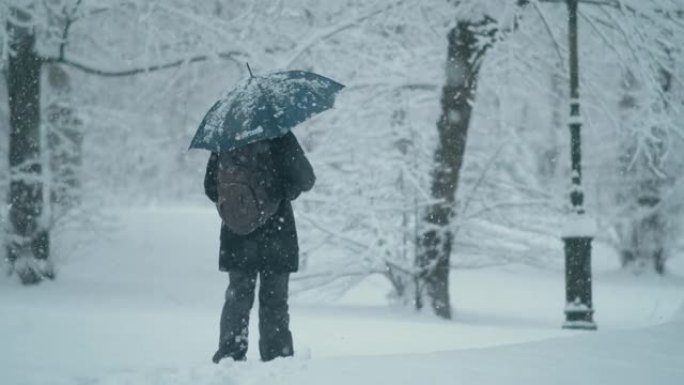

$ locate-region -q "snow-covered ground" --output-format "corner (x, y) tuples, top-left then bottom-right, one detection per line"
(1, 207), (683, 385)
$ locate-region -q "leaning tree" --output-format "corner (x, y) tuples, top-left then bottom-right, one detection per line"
(416, 0), (530, 319)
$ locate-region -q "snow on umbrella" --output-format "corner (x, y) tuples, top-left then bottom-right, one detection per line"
(189, 69), (344, 152)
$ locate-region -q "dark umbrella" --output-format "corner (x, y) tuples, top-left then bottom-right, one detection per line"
(189, 68), (344, 152)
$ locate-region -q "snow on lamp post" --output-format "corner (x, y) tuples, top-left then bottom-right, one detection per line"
(562, 0), (597, 330)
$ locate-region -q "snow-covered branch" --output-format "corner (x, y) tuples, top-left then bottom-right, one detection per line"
(42, 50), (246, 77)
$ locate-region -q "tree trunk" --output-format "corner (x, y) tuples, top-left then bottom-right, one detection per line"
(6, 8), (51, 284)
(416, 18), (496, 319)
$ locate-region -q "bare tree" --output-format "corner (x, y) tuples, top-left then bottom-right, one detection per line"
(5, 5), (50, 284)
(1, 0), (245, 284)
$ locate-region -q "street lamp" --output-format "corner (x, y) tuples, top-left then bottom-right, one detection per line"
(561, 0), (597, 330)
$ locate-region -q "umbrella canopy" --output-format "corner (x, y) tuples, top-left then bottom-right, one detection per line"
(189, 70), (344, 152)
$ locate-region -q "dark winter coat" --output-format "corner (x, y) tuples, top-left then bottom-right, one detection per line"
(204, 132), (315, 273)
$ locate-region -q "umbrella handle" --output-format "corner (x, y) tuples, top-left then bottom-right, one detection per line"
(246, 62), (254, 78)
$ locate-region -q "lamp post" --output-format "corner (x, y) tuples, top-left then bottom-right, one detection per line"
(561, 0), (597, 330)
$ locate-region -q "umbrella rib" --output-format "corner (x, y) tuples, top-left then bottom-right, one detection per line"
(254, 77), (278, 132)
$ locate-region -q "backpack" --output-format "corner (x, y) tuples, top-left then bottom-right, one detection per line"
(217, 140), (282, 235)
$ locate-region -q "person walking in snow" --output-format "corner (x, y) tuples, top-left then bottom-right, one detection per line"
(204, 131), (315, 363)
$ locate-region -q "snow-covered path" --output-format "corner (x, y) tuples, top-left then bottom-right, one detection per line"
(238, 309), (684, 385)
(1, 207), (682, 384)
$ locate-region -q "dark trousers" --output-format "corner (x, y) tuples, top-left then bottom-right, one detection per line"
(219, 270), (293, 361)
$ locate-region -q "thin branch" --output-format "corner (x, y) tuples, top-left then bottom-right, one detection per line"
(297, 212), (368, 252)
(344, 81), (439, 93)
(450, 260), (511, 270)
(602, 5), (676, 104)
(459, 142), (508, 218)
(59, 0), (84, 60)
(463, 199), (556, 221)
(539, 0), (619, 6)
(577, 8), (627, 68)
(154, 3), (244, 41)
(291, 268), (383, 282)
(283, 0), (409, 67)
(531, 0), (564, 64)
(42, 50), (246, 77)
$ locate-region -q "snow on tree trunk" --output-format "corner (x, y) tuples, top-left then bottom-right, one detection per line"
(6, 7), (51, 285)
(416, 17), (497, 319)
